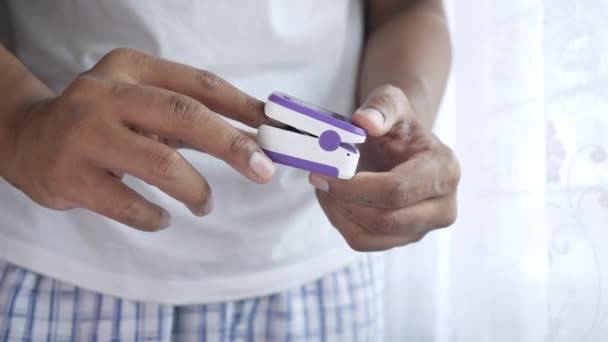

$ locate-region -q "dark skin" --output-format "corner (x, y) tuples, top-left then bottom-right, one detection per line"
(0, 48), (276, 230)
(0, 0), (459, 251)
(308, 0), (459, 251)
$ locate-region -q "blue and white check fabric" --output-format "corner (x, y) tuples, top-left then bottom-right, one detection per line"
(0, 254), (384, 342)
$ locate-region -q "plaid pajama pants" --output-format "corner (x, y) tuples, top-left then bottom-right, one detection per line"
(0, 254), (384, 342)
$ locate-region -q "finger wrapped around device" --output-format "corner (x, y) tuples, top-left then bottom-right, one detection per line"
(72, 79), (274, 184)
(87, 48), (272, 128)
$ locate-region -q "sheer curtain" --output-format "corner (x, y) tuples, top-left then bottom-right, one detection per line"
(384, 1), (608, 341)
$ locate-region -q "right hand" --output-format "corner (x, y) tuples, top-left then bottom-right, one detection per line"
(2, 48), (276, 231)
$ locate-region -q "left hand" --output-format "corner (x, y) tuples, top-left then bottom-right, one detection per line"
(309, 85), (460, 251)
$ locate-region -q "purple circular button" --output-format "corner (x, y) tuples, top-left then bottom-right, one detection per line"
(319, 130), (341, 152)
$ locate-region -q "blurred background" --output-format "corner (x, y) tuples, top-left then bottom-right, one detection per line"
(1, 1), (606, 341)
(384, 0), (608, 341)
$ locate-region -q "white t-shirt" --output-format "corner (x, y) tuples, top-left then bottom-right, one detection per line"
(0, 1), (365, 304)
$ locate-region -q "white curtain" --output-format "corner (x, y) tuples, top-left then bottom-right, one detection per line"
(384, 1), (608, 341)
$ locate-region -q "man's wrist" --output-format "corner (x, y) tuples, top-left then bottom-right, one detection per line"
(0, 45), (52, 177)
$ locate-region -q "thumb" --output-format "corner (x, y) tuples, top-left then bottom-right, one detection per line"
(352, 85), (410, 136)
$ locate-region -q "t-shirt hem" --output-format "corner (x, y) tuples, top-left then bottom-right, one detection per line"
(0, 233), (363, 305)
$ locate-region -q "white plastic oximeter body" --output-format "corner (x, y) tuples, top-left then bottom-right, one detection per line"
(256, 92), (367, 179)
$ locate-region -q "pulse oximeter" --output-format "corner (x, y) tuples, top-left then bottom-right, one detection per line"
(256, 92), (367, 179)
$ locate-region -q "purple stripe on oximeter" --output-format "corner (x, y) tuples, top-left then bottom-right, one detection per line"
(256, 92), (367, 179)
(268, 92), (367, 137)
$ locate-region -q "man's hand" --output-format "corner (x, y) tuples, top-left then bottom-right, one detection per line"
(309, 85), (460, 251)
(2, 48), (276, 231)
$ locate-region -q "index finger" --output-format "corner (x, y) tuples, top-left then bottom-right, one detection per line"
(99, 81), (276, 183)
(93, 48), (272, 128)
(310, 154), (457, 209)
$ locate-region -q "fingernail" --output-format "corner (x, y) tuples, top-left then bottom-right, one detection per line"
(190, 197), (214, 217)
(159, 209), (172, 230)
(309, 174), (330, 192)
(249, 151), (276, 179)
(357, 107), (385, 128)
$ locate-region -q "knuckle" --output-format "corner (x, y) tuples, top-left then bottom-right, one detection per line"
(187, 180), (212, 211)
(164, 94), (206, 129)
(38, 195), (73, 211)
(433, 147), (461, 195)
(379, 84), (401, 95)
(193, 190), (212, 209)
(445, 149), (462, 187)
(106, 82), (135, 101)
(245, 96), (264, 114)
(44, 172), (64, 202)
(376, 93), (400, 115)
(433, 177), (451, 197)
(195, 70), (226, 92)
(151, 147), (184, 180)
(345, 231), (372, 252)
(223, 130), (251, 157)
(95, 48), (149, 77)
(385, 180), (410, 208)
(241, 96), (265, 126)
(369, 214), (400, 235)
(116, 199), (139, 224)
(438, 200), (458, 228)
(372, 85), (408, 114)
(117, 199), (157, 230)
(380, 84), (406, 100)
(102, 48), (140, 66)
(62, 75), (97, 104)
(398, 233), (427, 247)
(410, 234), (426, 244)
(332, 187), (353, 202)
